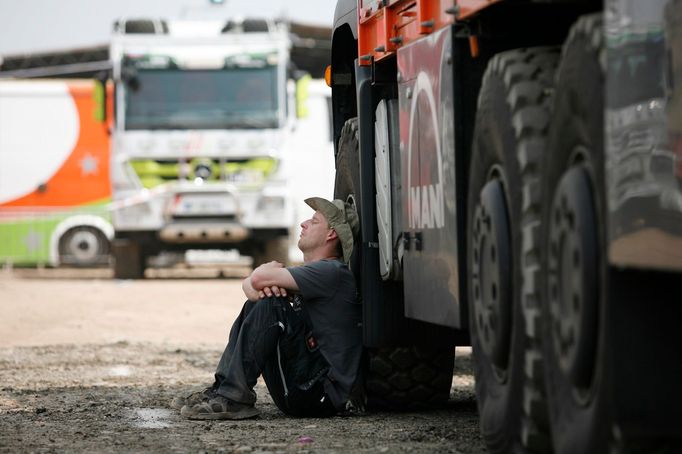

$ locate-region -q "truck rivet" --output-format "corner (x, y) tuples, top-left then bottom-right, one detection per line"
(445, 5), (461, 17)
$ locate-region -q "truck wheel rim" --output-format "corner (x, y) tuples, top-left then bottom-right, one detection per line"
(548, 162), (599, 405)
(67, 230), (100, 262)
(472, 176), (512, 381)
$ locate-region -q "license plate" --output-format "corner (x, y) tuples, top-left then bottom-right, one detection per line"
(173, 194), (236, 216)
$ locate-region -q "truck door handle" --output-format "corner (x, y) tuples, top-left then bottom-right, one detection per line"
(414, 232), (423, 251)
(402, 231), (422, 251)
(403, 232), (412, 251)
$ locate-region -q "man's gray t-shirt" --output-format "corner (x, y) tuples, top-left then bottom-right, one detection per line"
(288, 259), (362, 410)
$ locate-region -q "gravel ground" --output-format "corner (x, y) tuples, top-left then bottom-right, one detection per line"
(0, 269), (485, 453)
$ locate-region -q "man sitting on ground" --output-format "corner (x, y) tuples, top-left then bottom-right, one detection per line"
(172, 197), (363, 419)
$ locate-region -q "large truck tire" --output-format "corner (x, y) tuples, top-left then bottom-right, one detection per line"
(365, 346), (454, 411)
(58, 226), (110, 267)
(467, 47), (559, 453)
(334, 117), (455, 411)
(534, 13), (682, 451)
(334, 117), (362, 275)
(112, 238), (146, 279)
(534, 14), (609, 454)
(252, 236), (289, 268)
(334, 118), (361, 213)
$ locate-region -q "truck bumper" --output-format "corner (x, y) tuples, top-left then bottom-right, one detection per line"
(159, 221), (250, 243)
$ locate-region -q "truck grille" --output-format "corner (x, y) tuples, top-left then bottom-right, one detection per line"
(130, 157), (276, 188)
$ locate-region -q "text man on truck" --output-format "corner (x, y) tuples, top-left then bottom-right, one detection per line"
(328, 0), (682, 452)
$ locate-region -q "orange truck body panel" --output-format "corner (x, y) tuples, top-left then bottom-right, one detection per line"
(1, 82), (113, 208)
(358, 0), (500, 64)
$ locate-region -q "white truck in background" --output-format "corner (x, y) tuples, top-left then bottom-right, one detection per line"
(106, 18), (305, 278)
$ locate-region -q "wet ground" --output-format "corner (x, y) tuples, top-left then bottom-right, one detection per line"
(0, 269), (485, 453)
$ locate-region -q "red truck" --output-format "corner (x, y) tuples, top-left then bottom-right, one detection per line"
(328, 0), (682, 452)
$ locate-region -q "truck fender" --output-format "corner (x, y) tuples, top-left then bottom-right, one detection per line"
(333, 0), (357, 39)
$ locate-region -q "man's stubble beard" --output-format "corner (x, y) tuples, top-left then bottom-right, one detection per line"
(298, 235), (322, 256)
(297, 237), (310, 255)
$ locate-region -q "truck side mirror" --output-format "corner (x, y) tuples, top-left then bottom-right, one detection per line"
(121, 66), (140, 92)
(93, 76), (107, 123)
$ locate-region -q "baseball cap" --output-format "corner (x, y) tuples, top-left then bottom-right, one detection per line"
(304, 197), (359, 264)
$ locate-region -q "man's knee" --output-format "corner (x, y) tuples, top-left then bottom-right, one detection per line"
(252, 296), (288, 311)
(242, 296), (283, 314)
(243, 296), (288, 325)
(247, 298), (288, 366)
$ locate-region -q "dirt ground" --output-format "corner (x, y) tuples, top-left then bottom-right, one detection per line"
(0, 267), (485, 453)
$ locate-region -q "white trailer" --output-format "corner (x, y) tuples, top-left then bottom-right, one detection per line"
(0, 79), (113, 267)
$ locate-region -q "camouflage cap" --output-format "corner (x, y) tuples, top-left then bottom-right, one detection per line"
(304, 197), (359, 264)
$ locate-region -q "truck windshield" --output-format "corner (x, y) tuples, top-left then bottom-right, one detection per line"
(124, 66), (279, 130)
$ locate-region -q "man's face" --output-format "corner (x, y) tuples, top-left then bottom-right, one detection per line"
(298, 211), (332, 253)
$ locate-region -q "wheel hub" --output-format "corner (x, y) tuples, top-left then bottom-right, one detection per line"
(471, 178), (512, 378)
(68, 230), (99, 262)
(548, 165), (599, 401)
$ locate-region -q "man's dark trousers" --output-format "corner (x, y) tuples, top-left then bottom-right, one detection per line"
(213, 296), (336, 417)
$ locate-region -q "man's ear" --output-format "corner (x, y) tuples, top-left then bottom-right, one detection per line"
(327, 229), (338, 242)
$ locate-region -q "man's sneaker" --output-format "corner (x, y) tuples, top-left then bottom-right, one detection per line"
(170, 386), (216, 411)
(180, 395), (260, 420)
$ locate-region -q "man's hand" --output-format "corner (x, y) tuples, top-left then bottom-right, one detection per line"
(250, 261), (287, 299)
(248, 262), (299, 300)
(258, 285), (287, 299)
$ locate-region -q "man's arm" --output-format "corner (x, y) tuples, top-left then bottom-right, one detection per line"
(251, 263), (298, 293)
(241, 261), (299, 301)
(241, 276), (262, 301)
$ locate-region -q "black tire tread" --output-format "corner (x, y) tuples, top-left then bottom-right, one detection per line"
(365, 347), (454, 411)
(112, 238), (145, 279)
(334, 118), (361, 214)
(467, 45), (559, 454)
(522, 13), (604, 453)
(483, 46), (560, 453)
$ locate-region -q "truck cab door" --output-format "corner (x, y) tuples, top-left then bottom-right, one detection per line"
(398, 27), (462, 329)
